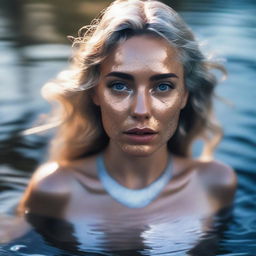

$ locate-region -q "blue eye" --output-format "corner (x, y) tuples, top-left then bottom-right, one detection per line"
(155, 83), (173, 92)
(110, 82), (130, 92)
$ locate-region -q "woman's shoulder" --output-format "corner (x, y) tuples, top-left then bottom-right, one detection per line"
(173, 155), (237, 207)
(195, 158), (237, 206)
(18, 156), (98, 217)
(196, 159), (237, 189)
(174, 155), (236, 185)
(17, 162), (73, 216)
(27, 155), (98, 193)
(32, 162), (73, 193)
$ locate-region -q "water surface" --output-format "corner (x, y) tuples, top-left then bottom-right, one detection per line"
(0, 0), (256, 255)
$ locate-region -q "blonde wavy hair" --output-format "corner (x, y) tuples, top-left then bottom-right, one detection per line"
(41, 0), (225, 164)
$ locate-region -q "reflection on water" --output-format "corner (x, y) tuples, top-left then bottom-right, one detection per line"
(0, 0), (256, 255)
(0, 209), (231, 256)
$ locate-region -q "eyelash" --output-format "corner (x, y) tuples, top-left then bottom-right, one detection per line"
(154, 82), (174, 92)
(107, 81), (175, 93)
(107, 81), (130, 92)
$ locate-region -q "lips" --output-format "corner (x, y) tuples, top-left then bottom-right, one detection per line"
(124, 128), (157, 135)
(123, 128), (158, 144)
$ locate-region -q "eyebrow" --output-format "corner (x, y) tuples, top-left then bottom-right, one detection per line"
(150, 73), (178, 81)
(105, 72), (134, 81)
(105, 72), (178, 81)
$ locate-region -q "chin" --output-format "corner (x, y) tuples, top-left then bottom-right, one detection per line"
(120, 144), (157, 158)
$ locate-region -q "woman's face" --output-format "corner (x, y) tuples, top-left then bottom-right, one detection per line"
(93, 35), (188, 157)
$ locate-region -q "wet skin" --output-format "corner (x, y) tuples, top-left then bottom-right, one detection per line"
(12, 35), (237, 252)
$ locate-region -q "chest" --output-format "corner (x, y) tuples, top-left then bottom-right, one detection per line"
(59, 175), (215, 252)
(65, 169), (215, 219)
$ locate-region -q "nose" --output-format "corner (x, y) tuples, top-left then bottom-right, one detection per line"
(130, 89), (151, 120)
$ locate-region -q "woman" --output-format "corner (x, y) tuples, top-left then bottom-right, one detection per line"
(13, 0), (236, 254)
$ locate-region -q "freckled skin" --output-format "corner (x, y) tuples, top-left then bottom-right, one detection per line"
(93, 35), (188, 157)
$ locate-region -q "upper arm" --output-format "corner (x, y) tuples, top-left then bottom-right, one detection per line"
(198, 160), (237, 208)
(17, 162), (73, 218)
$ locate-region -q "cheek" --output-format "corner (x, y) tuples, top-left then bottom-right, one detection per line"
(162, 111), (181, 142)
(165, 109), (181, 134)
(153, 93), (185, 118)
(99, 96), (129, 136)
(153, 96), (183, 135)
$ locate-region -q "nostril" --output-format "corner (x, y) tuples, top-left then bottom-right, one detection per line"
(131, 94), (151, 118)
(131, 112), (150, 120)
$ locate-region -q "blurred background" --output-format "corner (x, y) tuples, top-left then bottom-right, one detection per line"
(0, 0), (255, 255)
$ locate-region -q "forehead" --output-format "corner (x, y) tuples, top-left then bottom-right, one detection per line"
(100, 35), (183, 75)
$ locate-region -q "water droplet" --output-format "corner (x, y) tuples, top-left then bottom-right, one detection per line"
(10, 244), (27, 251)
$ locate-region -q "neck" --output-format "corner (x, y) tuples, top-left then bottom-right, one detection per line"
(103, 143), (169, 189)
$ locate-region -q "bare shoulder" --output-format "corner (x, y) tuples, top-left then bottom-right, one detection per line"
(197, 160), (237, 188)
(27, 154), (99, 194)
(196, 159), (237, 206)
(18, 156), (98, 217)
(18, 162), (76, 217)
(27, 162), (75, 194)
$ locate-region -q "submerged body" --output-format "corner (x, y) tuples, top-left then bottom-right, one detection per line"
(18, 153), (235, 253)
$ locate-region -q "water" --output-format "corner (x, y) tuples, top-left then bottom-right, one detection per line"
(0, 0), (256, 255)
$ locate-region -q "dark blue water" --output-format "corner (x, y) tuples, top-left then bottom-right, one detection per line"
(0, 0), (255, 255)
